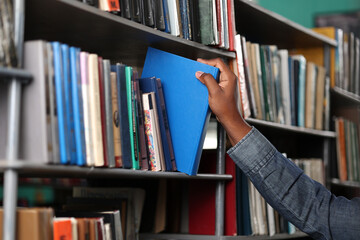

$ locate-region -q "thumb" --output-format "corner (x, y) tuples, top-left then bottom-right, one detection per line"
(195, 71), (220, 97)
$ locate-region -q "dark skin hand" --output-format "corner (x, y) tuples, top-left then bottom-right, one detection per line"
(195, 58), (252, 146)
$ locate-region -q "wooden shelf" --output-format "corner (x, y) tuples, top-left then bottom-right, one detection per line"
(245, 118), (336, 138)
(0, 161), (232, 180)
(234, 0), (336, 49)
(330, 178), (360, 188)
(25, 0), (235, 67)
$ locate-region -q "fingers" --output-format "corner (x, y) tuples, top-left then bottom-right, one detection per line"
(197, 58), (229, 73)
(195, 71), (221, 97)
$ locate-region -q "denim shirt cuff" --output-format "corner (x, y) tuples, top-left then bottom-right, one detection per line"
(227, 127), (276, 176)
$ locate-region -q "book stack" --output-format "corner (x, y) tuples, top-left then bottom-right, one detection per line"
(83, 0), (236, 50)
(17, 41), (218, 175)
(335, 117), (360, 182)
(313, 27), (360, 96)
(231, 34), (330, 131)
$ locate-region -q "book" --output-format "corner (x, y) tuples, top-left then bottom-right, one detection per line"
(305, 62), (317, 129)
(110, 72), (123, 167)
(53, 217), (75, 240)
(69, 47), (86, 166)
(19, 41), (54, 164)
(142, 92), (163, 171)
(98, 56), (109, 167)
(88, 54), (104, 166)
(133, 78), (149, 170)
(153, 0), (166, 31)
(52, 41), (71, 164)
(224, 154), (237, 236)
(80, 52), (94, 166)
(315, 66), (326, 130)
(139, 77), (174, 171)
(119, 0), (131, 19)
(335, 118), (347, 181)
(0, 208), (54, 240)
(111, 64), (132, 169)
(167, 0), (181, 36)
(199, 0), (216, 45)
(125, 66), (140, 170)
(103, 59), (116, 167)
(61, 44), (77, 165)
(278, 49), (291, 125)
(292, 55), (306, 127)
(141, 47), (219, 175)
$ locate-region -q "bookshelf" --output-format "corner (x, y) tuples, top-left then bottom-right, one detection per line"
(0, 0), (343, 239)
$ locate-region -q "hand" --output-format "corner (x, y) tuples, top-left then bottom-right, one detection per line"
(196, 58), (251, 145)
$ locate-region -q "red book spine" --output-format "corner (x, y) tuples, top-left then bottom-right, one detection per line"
(225, 154), (237, 235)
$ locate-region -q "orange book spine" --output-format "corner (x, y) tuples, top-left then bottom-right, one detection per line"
(53, 219), (73, 240)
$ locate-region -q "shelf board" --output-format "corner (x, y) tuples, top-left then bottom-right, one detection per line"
(0, 161), (232, 180)
(330, 178), (360, 188)
(140, 232), (309, 240)
(0, 67), (32, 84)
(331, 87), (360, 107)
(234, 0), (336, 49)
(245, 118), (336, 138)
(25, 0), (235, 67)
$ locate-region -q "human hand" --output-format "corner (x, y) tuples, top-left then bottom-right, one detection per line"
(195, 58), (251, 145)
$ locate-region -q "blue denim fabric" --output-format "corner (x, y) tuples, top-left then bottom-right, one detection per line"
(228, 127), (360, 240)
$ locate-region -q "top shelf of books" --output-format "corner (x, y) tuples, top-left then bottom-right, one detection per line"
(24, 0), (235, 67)
(234, 0), (337, 49)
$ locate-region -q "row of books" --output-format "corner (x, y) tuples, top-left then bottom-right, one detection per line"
(231, 34), (330, 131)
(20, 40), (177, 172)
(81, 0), (236, 50)
(0, 0), (17, 67)
(335, 117), (360, 182)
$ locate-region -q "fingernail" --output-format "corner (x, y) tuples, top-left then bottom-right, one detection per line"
(195, 71), (204, 78)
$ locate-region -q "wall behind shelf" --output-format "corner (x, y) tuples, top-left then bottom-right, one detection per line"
(255, 0), (360, 28)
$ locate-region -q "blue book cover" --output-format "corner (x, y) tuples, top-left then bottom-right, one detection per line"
(236, 167), (252, 236)
(141, 47), (219, 176)
(70, 47), (86, 166)
(52, 42), (70, 164)
(139, 77), (172, 171)
(111, 64), (132, 169)
(61, 44), (76, 165)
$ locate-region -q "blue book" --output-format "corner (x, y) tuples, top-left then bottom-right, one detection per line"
(111, 64), (132, 169)
(61, 44), (77, 165)
(139, 77), (173, 171)
(52, 42), (70, 164)
(162, 0), (171, 33)
(70, 47), (86, 166)
(141, 47), (219, 176)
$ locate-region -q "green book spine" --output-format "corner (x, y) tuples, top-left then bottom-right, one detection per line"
(259, 46), (270, 121)
(125, 66), (140, 170)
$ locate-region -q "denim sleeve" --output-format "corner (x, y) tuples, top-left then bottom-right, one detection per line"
(227, 127), (360, 240)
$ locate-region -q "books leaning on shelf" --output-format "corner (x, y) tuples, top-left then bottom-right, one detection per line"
(17, 40), (179, 172)
(231, 34), (330, 131)
(335, 117), (360, 182)
(80, 0), (236, 50)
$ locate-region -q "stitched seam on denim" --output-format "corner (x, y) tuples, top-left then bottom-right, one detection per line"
(227, 127), (256, 155)
(249, 147), (276, 174)
(264, 163), (325, 238)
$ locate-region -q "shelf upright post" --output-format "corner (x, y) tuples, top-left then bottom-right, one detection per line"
(2, 0), (25, 239)
(215, 124), (226, 238)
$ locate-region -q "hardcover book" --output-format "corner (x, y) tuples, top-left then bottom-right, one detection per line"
(141, 47), (219, 175)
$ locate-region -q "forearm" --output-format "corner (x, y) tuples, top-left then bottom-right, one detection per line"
(219, 112), (252, 146)
(227, 128), (336, 239)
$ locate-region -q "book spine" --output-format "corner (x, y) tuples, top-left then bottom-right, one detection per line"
(110, 72), (123, 168)
(134, 79), (149, 170)
(98, 56), (109, 167)
(103, 59), (116, 167)
(52, 42), (70, 165)
(80, 52), (94, 166)
(142, 93), (162, 171)
(88, 54), (105, 167)
(70, 47), (86, 166)
(61, 44), (77, 165)
(125, 66), (140, 169)
(156, 78), (176, 171)
(131, 77), (142, 169)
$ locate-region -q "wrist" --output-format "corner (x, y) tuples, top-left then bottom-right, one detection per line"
(219, 112), (251, 146)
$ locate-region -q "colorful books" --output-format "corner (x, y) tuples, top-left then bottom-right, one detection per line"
(141, 47), (219, 175)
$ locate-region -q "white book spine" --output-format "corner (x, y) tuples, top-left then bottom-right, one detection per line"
(88, 54), (104, 166)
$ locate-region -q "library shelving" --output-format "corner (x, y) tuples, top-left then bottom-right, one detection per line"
(0, 0), (345, 240)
